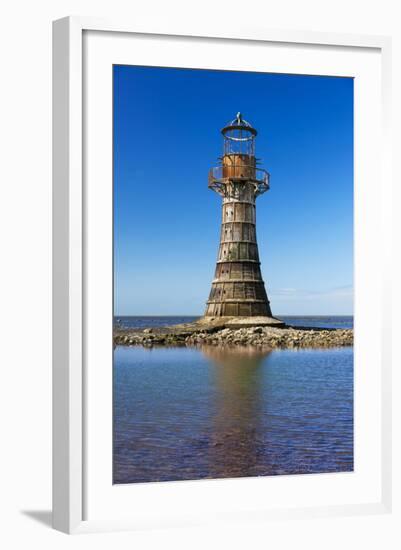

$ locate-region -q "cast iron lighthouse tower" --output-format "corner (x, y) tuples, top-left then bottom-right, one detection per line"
(204, 113), (278, 323)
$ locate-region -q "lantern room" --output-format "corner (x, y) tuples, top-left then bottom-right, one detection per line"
(221, 112), (257, 156)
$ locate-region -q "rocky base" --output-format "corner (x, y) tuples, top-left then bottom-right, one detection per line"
(185, 326), (353, 348)
(114, 319), (353, 349)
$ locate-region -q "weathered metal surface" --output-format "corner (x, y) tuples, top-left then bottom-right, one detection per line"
(204, 115), (275, 318)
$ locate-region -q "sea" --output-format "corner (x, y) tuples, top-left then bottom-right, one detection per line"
(113, 316), (353, 484)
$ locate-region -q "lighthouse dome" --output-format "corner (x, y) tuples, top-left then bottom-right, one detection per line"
(221, 112), (257, 140)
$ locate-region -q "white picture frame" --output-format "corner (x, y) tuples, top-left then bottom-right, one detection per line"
(52, 16), (392, 534)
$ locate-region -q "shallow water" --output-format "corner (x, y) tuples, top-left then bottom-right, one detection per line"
(113, 344), (353, 484)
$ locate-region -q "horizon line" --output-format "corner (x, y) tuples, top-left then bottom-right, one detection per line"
(114, 313), (354, 318)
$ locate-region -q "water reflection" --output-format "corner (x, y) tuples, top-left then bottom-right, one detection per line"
(201, 347), (271, 479)
(113, 345), (353, 483)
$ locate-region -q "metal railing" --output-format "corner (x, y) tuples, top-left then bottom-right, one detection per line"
(208, 165), (270, 196)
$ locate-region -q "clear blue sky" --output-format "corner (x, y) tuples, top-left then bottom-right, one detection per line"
(114, 65), (353, 316)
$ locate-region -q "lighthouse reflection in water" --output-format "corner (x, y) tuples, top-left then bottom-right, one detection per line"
(113, 343), (353, 484)
(202, 346), (270, 480)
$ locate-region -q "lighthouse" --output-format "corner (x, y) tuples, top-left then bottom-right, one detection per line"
(204, 113), (281, 325)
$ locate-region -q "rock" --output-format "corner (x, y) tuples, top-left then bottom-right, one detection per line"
(114, 321), (353, 350)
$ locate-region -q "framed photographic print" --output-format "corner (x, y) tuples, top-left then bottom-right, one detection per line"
(53, 17), (392, 534)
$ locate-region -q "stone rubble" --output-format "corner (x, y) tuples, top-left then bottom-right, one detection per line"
(114, 325), (353, 349)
